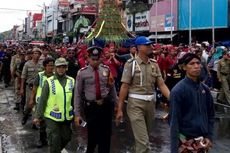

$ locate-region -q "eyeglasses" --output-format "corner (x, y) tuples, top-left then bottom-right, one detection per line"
(68, 52), (75, 54)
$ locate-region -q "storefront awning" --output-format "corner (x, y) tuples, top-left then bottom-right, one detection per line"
(148, 33), (177, 39)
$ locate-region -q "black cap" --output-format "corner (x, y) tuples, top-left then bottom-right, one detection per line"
(87, 46), (103, 59)
(181, 53), (201, 65)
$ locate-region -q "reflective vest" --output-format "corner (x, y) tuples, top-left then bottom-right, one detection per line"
(36, 71), (48, 104)
(44, 76), (75, 122)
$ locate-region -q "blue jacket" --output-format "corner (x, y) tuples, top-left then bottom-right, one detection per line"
(169, 77), (215, 153)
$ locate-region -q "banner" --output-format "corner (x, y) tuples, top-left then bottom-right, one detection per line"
(134, 11), (150, 32)
(179, 0), (228, 30)
(126, 14), (133, 31)
(150, 0), (178, 32)
(59, 0), (70, 7)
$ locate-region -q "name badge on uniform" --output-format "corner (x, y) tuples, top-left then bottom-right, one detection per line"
(202, 90), (206, 94)
(53, 105), (59, 111)
(103, 70), (108, 77)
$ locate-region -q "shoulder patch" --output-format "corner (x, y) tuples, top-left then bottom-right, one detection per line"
(80, 66), (88, 71)
(127, 58), (135, 63)
(101, 64), (109, 69)
(149, 58), (157, 63)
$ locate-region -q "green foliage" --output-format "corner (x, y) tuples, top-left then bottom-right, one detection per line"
(85, 1), (130, 44)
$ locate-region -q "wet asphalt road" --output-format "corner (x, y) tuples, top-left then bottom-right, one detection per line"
(0, 83), (230, 153)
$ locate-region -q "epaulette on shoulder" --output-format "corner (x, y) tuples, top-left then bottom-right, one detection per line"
(101, 64), (110, 69)
(80, 66), (88, 71)
(127, 58), (135, 63)
(149, 58), (157, 63)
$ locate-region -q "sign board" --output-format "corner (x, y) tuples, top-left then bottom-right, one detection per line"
(164, 14), (174, 31)
(126, 14), (133, 31)
(59, 0), (69, 7)
(134, 11), (150, 32)
(149, 0), (178, 32)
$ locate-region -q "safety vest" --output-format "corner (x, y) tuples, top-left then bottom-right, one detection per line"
(36, 71), (48, 104)
(44, 75), (75, 122)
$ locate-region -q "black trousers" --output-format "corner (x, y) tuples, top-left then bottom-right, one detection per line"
(84, 101), (113, 153)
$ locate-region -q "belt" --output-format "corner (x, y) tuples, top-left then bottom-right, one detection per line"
(86, 99), (104, 106)
(129, 93), (155, 101)
(220, 72), (229, 76)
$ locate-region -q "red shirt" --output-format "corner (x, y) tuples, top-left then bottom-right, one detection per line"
(103, 58), (120, 78)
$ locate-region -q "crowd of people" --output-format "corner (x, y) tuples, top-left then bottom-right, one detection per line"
(0, 36), (230, 153)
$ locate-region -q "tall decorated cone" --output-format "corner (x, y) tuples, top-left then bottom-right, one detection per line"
(86, 0), (132, 44)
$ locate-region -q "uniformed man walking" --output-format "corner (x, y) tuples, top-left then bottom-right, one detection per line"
(74, 46), (117, 153)
(34, 57), (75, 153)
(13, 49), (25, 110)
(116, 36), (170, 153)
(28, 57), (55, 148)
(217, 50), (230, 104)
(20, 48), (43, 125)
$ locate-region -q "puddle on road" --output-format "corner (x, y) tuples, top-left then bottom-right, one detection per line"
(215, 118), (230, 139)
(0, 117), (6, 122)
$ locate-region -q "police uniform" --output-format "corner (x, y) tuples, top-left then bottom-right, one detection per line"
(35, 57), (75, 153)
(21, 50), (43, 111)
(217, 51), (230, 104)
(121, 55), (162, 153)
(117, 36), (165, 153)
(13, 51), (24, 110)
(74, 46), (117, 153)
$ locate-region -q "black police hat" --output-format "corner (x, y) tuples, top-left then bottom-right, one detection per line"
(87, 46), (103, 59)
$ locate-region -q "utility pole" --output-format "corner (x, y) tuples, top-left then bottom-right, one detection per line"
(155, 0), (158, 44)
(212, 0), (215, 47)
(44, 3), (47, 39)
(170, 0), (173, 42)
(189, 0), (192, 46)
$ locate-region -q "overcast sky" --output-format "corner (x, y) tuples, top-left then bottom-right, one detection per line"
(0, 0), (52, 33)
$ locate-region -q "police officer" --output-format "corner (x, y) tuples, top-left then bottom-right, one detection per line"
(217, 50), (230, 104)
(28, 57), (55, 148)
(20, 48), (43, 125)
(34, 57), (75, 153)
(74, 46), (117, 153)
(116, 36), (170, 153)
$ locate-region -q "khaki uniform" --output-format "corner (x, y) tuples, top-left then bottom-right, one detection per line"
(217, 58), (230, 104)
(21, 60), (43, 110)
(121, 56), (162, 153)
(11, 54), (21, 104)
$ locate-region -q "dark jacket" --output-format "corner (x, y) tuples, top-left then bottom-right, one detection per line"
(169, 77), (215, 153)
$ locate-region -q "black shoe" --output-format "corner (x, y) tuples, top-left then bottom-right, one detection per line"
(32, 124), (38, 130)
(36, 139), (47, 148)
(21, 115), (28, 125)
(13, 103), (20, 111)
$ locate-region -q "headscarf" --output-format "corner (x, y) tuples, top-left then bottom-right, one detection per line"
(212, 47), (224, 60)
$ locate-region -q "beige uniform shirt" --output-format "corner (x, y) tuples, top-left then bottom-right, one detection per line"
(21, 60), (43, 84)
(121, 56), (162, 95)
(10, 54), (21, 72)
(217, 58), (230, 78)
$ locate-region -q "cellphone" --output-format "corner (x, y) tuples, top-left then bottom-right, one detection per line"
(79, 120), (87, 127)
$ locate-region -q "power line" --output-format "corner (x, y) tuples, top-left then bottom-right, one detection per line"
(0, 7), (40, 12)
